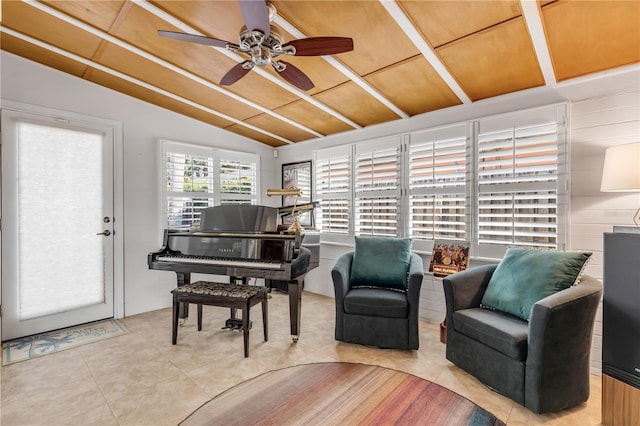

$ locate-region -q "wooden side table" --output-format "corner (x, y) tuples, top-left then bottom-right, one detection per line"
(440, 319), (447, 344)
(602, 374), (640, 425)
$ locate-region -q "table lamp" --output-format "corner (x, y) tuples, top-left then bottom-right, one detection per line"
(600, 142), (640, 225)
(266, 187), (304, 232)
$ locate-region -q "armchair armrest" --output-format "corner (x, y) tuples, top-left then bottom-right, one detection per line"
(331, 252), (354, 341)
(443, 264), (497, 313)
(525, 275), (602, 413)
(407, 253), (424, 297)
(331, 252), (354, 300)
(407, 253), (424, 349)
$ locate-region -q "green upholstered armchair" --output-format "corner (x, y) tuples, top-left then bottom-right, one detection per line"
(331, 249), (424, 350)
(443, 263), (602, 413)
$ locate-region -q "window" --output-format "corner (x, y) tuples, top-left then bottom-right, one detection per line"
(409, 126), (468, 243)
(315, 145), (351, 237)
(354, 137), (400, 236)
(477, 122), (560, 256)
(314, 104), (568, 259)
(160, 140), (259, 230)
(219, 153), (258, 205)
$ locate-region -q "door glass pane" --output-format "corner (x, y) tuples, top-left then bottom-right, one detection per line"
(18, 122), (105, 320)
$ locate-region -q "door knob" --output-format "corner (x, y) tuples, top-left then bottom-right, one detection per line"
(97, 230), (111, 236)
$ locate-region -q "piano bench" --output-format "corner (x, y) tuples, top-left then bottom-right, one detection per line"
(171, 281), (268, 357)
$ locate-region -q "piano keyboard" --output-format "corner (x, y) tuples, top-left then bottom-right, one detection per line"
(157, 255), (285, 270)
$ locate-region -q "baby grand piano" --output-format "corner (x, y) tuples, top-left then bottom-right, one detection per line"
(148, 205), (317, 342)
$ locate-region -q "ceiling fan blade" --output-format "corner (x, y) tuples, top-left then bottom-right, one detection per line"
(283, 37), (354, 56)
(158, 30), (230, 48)
(238, 0), (270, 38)
(275, 61), (314, 91)
(220, 61), (254, 86)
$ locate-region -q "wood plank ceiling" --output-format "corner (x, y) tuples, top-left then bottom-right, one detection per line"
(2, 0), (639, 147)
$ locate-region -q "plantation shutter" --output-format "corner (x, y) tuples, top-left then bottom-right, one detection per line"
(161, 140), (259, 230)
(354, 137), (400, 236)
(164, 142), (215, 230)
(218, 151), (259, 205)
(315, 145), (351, 235)
(477, 122), (560, 251)
(408, 126), (467, 244)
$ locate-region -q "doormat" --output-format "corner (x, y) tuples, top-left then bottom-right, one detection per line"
(2, 319), (128, 366)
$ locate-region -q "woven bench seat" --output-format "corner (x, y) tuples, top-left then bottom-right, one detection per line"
(171, 281), (268, 357)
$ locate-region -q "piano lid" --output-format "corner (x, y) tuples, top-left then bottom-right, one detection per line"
(199, 205), (278, 233)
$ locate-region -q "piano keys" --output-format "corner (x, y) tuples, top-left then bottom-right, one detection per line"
(148, 205), (317, 341)
(156, 254), (285, 270)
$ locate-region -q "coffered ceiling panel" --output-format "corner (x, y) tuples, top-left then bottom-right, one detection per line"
(436, 17), (544, 101)
(41, 0), (127, 32)
(2, 0), (639, 147)
(244, 112), (318, 143)
(114, 3), (241, 82)
(96, 42), (264, 121)
(274, 100), (354, 136)
(224, 123), (291, 147)
(364, 55), (461, 116)
(1, 32), (89, 77)
(399, 0), (522, 48)
(85, 67), (237, 129)
(314, 81), (401, 127)
(2, 0), (104, 58)
(541, 0), (640, 81)
(273, 0), (419, 76)
(152, 0), (248, 46)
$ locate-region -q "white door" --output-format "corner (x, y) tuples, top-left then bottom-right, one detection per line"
(1, 109), (115, 340)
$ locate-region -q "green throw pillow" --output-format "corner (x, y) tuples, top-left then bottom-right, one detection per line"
(481, 248), (592, 320)
(350, 236), (411, 290)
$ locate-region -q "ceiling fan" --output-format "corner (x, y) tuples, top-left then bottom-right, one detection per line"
(158, 0), (354, 91)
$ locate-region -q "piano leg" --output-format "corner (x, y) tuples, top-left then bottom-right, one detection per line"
(177, 272), (191, 325)
(287, 275), (305, 342)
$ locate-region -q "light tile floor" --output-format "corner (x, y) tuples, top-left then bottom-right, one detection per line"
(1, 291), (602, 425)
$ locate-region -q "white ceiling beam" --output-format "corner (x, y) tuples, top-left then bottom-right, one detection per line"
(273, 15), (409, 119)
(0, 25), (294, 145)
(23, 0), (322, 140)
(520, 0), (557, 86)
(134, 0), (362, 130)
(379, 0), (472, 104)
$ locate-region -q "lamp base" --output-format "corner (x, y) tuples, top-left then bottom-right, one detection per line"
(287, 217), (304, 233)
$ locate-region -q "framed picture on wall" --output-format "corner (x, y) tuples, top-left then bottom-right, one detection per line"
(281, 160), (313, 227)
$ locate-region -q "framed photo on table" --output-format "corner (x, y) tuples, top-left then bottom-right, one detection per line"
(428, 240), (470, 278)
(281, 160), (312, 227)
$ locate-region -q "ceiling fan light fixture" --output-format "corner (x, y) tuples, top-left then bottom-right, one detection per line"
(238, 24), (286, 67)
(252, 46), (272, 66)
(238, 26), (266, 49)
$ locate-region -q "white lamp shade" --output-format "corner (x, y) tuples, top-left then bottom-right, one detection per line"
(600, 142), (640, 192)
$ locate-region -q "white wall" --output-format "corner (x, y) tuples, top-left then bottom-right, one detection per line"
(0, 52), (279, 316)
(569, 90), (640, 373)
